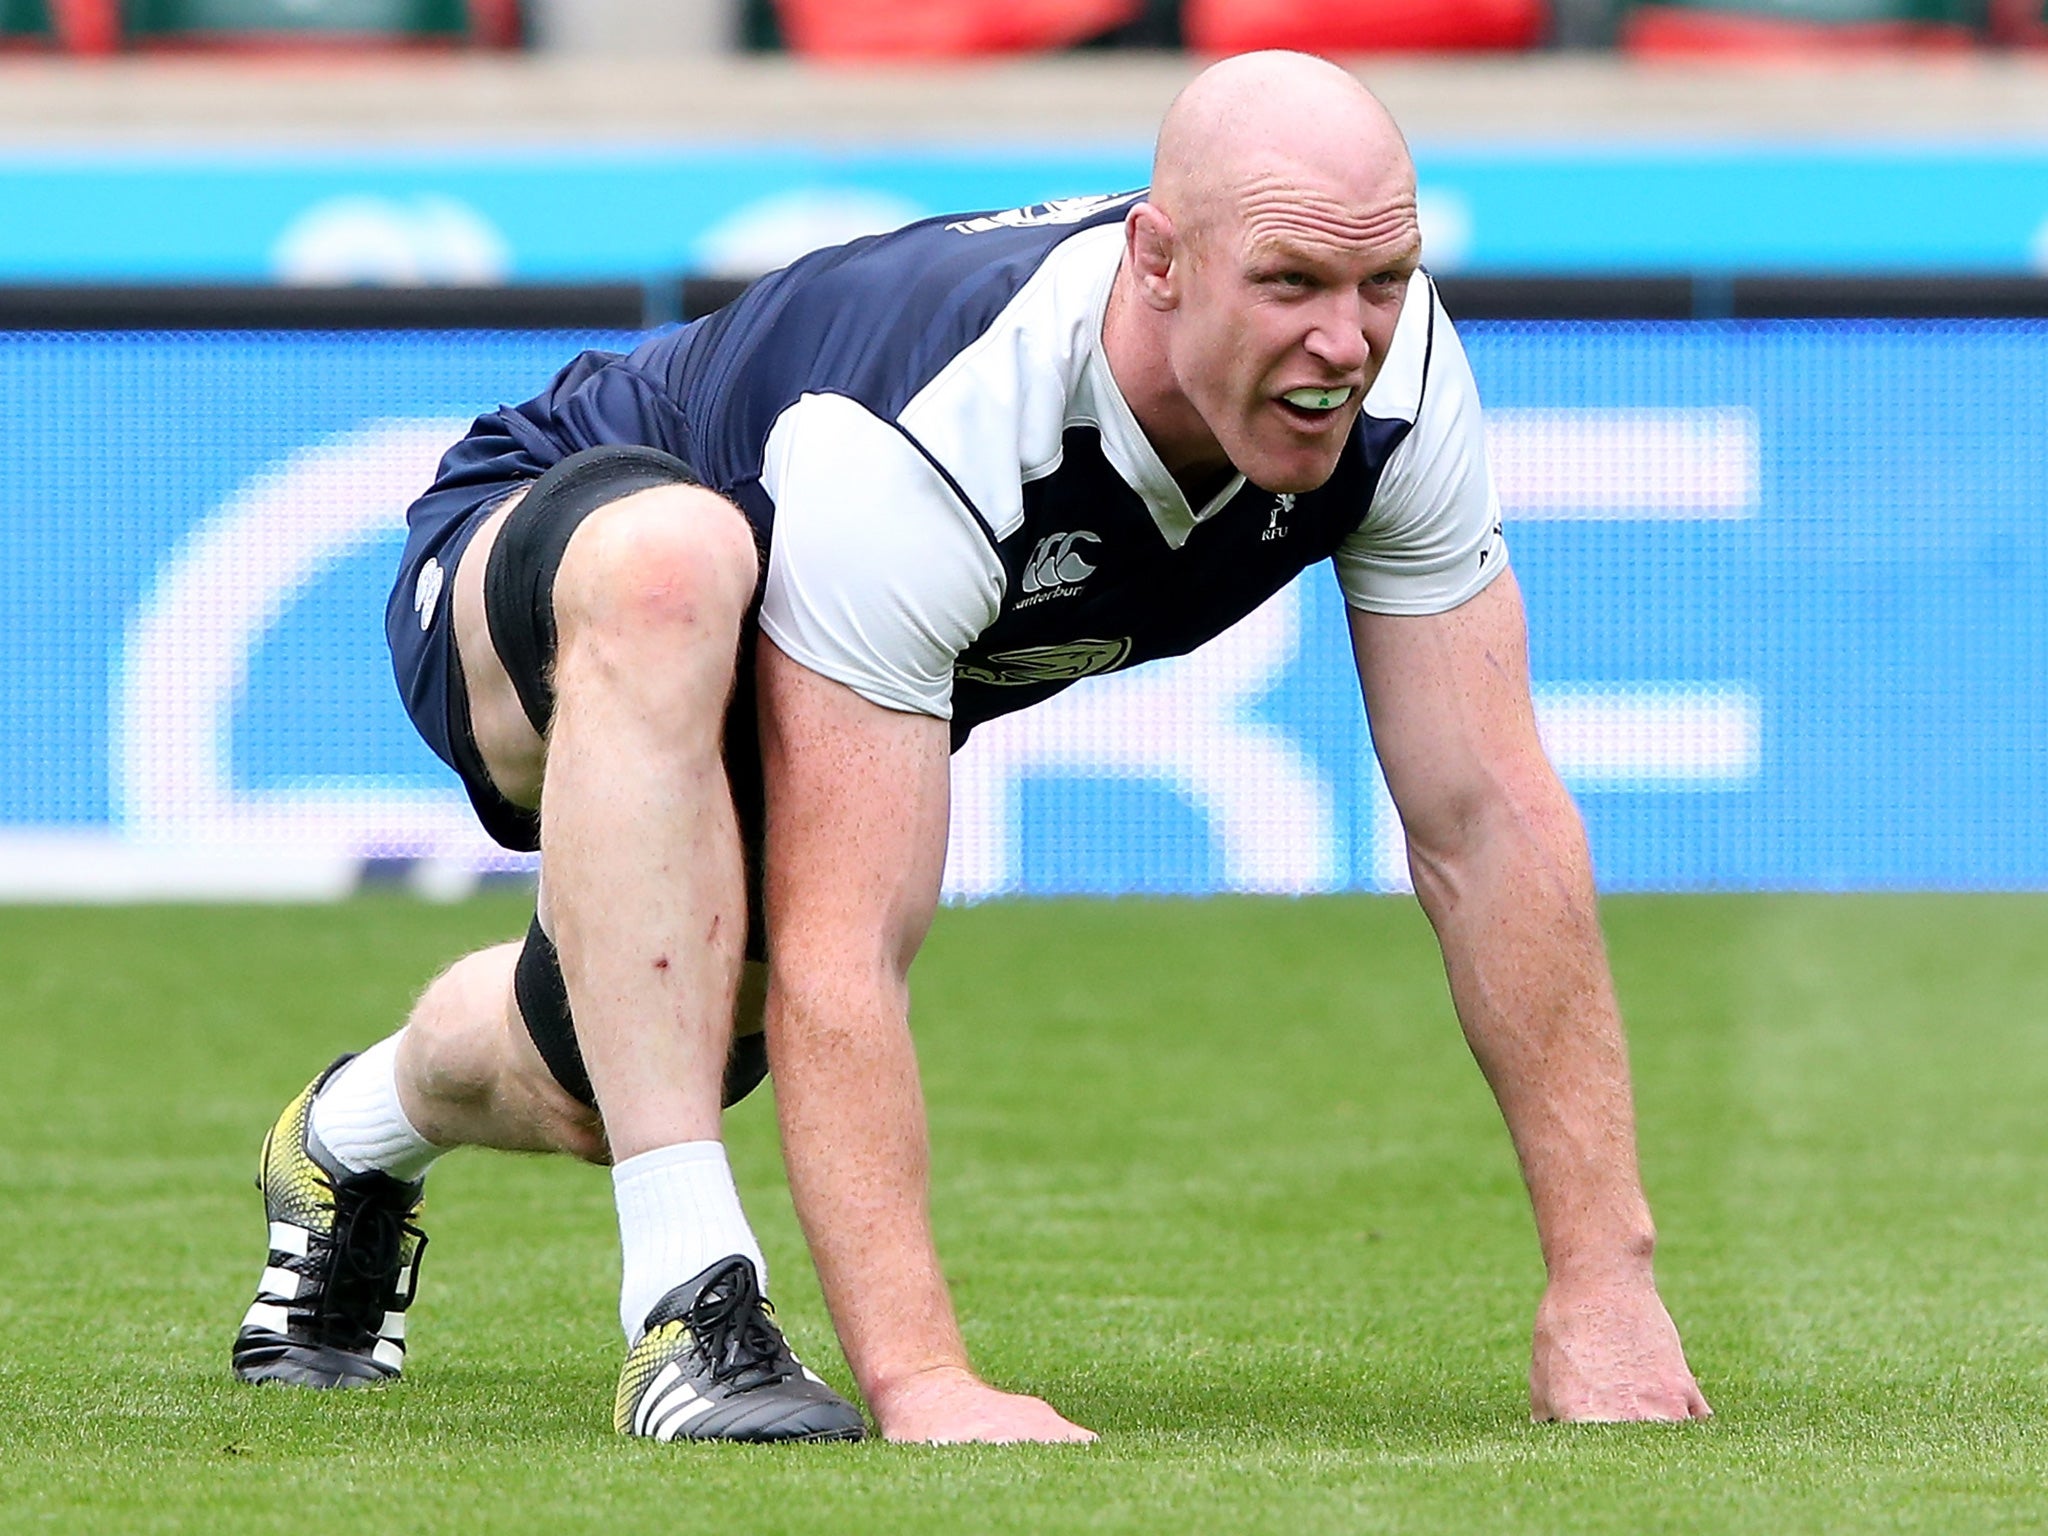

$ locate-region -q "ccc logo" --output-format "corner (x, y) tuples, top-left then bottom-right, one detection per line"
(1020, 531), (1101, 595)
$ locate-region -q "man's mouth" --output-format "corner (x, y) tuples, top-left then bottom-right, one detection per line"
(1275, 385), (1355, 427)
(1281, 385), (1354, 412)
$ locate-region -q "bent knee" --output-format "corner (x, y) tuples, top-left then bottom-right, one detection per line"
(402, 943), (524, 1091)
(553, 486), (759, 651)
(517, 1073), (608, 1165)
(403, 943), (608, 1163)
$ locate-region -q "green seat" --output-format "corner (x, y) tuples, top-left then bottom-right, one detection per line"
(0, 0), (55, 39)
(124, 0), (471, 40)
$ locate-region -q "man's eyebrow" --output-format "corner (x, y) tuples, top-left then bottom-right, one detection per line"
(1243, 234), (1421, 273)
(1241, 236), (1324, 268)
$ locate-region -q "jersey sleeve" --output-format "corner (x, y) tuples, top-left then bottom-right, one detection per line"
(1331, 308), (1508, 615)
(758, 392), (1004, 718)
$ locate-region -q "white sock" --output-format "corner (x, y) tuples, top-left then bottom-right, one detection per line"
(613, 1141), (767, 1342)
(307, 1034), (444, 1182)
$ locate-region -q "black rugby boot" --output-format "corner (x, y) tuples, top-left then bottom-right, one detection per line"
(614, 1256), (865, 1442)
(231, 1056), (428, 1388)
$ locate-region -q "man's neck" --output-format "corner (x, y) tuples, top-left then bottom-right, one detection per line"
(1099, 266), (1233, 503)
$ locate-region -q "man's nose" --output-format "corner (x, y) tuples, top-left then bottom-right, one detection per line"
(1306, 291), (1369, 374)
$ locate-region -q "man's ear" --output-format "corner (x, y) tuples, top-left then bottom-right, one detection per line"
(1126, 203), (1180, 313)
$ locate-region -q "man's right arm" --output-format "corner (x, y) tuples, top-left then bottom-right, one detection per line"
(752, 389), (1090, 1439)
(754, 636), (1094, 1444)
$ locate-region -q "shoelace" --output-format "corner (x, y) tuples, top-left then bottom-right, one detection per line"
(308, 1176), (427, 1345)
(688, 1264), (794, 1391)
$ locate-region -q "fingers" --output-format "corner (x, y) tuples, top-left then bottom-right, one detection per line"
(870, 1366), (1097, 1445)
(889, 1395), (1099, 1445)
(1528, 1279), (1711, 1424)
(1531, 1377), (1712, 1423)
(1530, 1353), (1712, 1420)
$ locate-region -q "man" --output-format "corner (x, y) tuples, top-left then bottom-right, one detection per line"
(231, 50), (1710, 1443)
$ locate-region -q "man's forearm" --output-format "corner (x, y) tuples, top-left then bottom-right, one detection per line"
(1407, 773), (1656, 1281)
(1354, 582), (1706, 1418)
(767, 967), (972, 1404)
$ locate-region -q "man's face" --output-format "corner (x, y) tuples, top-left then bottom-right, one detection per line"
(1165, 172), (1421, 495)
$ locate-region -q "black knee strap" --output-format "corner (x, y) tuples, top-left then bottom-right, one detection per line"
(726, 1030), (770, 1110)
(483, 445), (702, 739)
(513, 913), (771, 1113)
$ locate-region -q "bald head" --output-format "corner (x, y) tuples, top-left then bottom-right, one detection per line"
(1105, 52), (1424, 496)
(1151, 52), (1413, 252)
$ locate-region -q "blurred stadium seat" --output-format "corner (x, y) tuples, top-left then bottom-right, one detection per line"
(773, 0), (1142, 56)
(1987, 0), (2048, 41)
(5, 0), (2041, 56)
(117, 0), (520, 48)
(0, 0), (54, 45)
(1623, 0), (1979, 53)
(1185, 0), (1548, 52)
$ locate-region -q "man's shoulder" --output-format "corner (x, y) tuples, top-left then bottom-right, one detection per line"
(811, 190), (1141, 311)
(700, 192), (1139, 422)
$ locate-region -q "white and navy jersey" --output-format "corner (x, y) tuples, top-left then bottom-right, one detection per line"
(450, 191), (1506, 748)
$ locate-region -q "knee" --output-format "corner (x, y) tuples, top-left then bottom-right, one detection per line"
(552, 487), (759, 666)
(400, 946), (606, 1162)
(400, 945), (524, 1111)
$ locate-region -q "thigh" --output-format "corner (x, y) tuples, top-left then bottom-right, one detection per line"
(451, 492), (543, 808)
(451, 444), (715, 814)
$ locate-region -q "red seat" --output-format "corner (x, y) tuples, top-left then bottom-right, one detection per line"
(1987, 0), (2048, 43)
(1623, 5), (1975, 54)
(775, 0), (1141, 57)
(45, 0), (115, 51)
(1184, 0), (1549, 54)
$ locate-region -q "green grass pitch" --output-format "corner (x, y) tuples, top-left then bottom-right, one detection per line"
(1, 891), (2045, 1533)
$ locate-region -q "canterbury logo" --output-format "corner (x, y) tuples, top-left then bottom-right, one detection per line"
(1020, 531), (1100, 595)
(956, 637), (1132, 686)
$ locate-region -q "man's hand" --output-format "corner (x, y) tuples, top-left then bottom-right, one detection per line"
(1529, 1274), (1711, 1422)
(870, 1365), (1097, 1444)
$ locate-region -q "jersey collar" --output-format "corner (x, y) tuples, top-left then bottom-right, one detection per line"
(1361, 271), (1434, 425)
(1070, 264), (1435, 550)
(1074, 265), (1245, 552)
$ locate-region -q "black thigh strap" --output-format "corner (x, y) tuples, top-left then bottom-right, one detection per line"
(483, 444), (702, 738)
